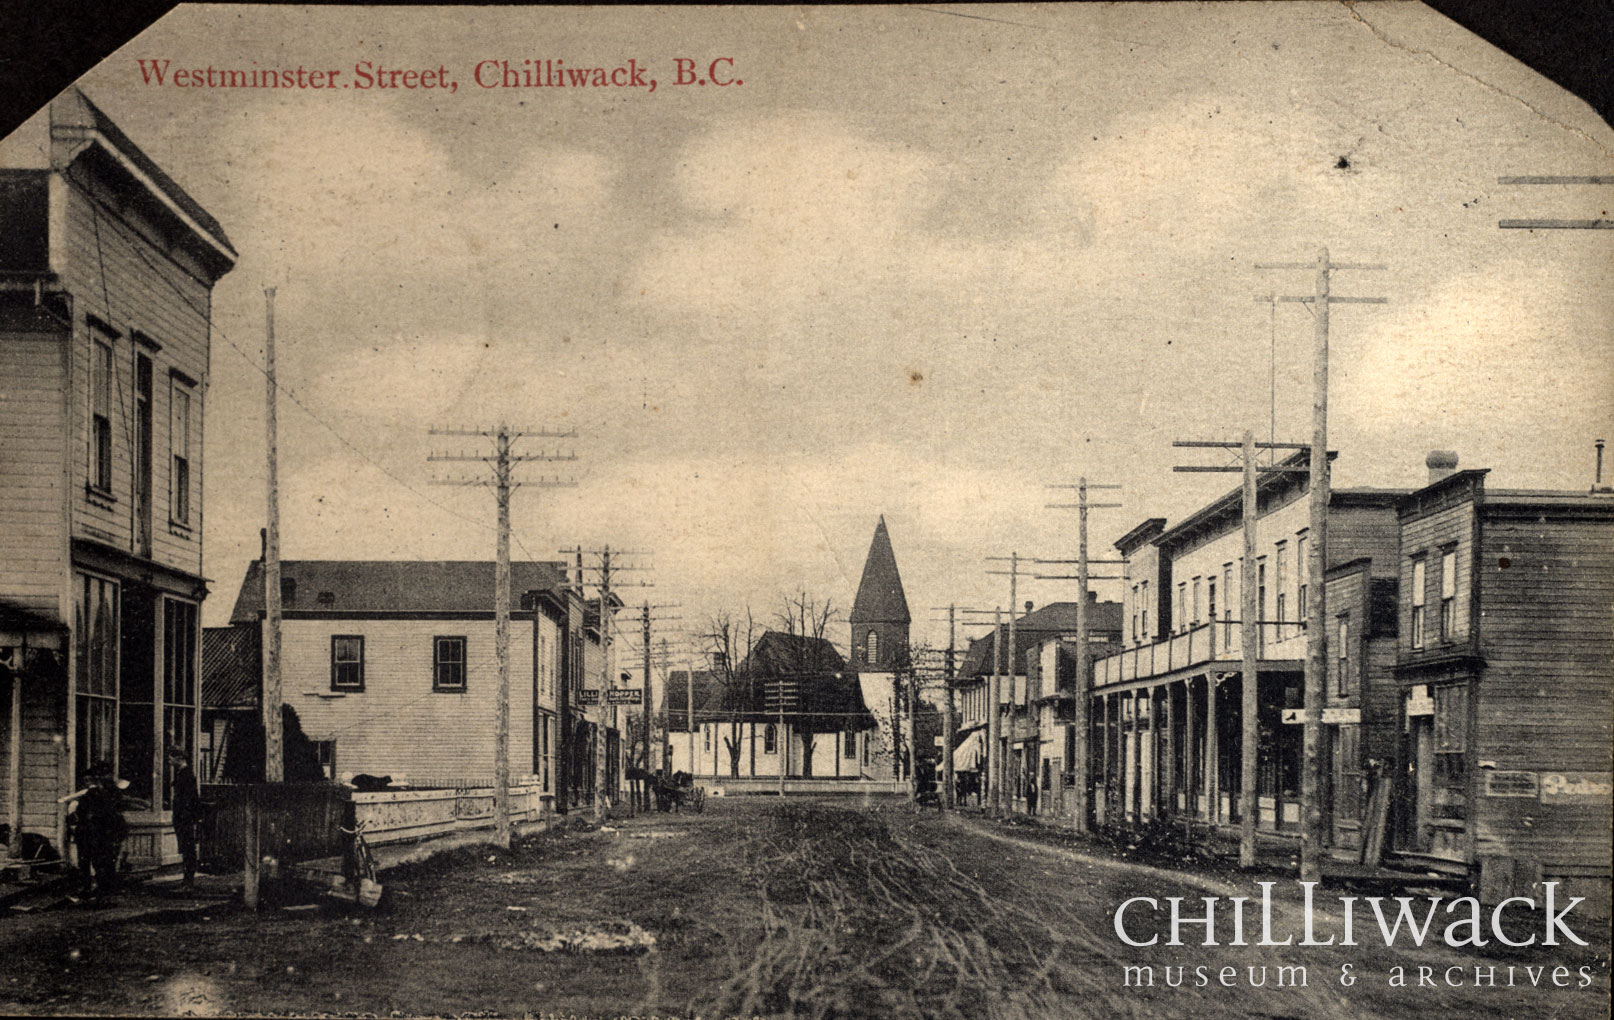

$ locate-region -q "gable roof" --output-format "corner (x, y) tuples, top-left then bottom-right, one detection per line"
(850, 516), (910, 624)
(664, 631), (870, 732)
(957, 600), (1124, 678)
(202, 625), (259, 711)
(229, 559), (571, 625)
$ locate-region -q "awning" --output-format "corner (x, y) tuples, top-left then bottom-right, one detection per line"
(951, 729), (986, 772)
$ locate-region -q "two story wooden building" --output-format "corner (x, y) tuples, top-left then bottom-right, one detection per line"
(224, 559), (621, 810)
(1391, 466), (1612, 901)
(1, 88), (235, 867)
(1089, 450), (1405, 844)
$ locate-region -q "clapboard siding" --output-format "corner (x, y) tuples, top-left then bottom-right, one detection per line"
(0, 332), (67, 614)
(1469, 511), (1613, 870)
(1397, 501), (1474, 656)
(278, 616), (550, 785)
(57, 175), (208, 578)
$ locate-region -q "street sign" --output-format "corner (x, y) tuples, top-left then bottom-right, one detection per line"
(577, 689), (600, 706)
(606, 688), (643, 705)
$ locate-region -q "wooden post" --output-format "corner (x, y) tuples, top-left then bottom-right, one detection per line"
(942, 605), (956, 811)
(1302, 249), (1331, 883)
(1006, 555), (1018, 812)
(595, 548), (611, 822)
(988, 609), (1003, 815)
(8, 676), (21, 857)
(1241, 429), (1260, 867)
(1073, 482), (1091, 833)
(262, 288), (283, 784)
(242, 794), (261, 910)
(492, 426), (512, 848)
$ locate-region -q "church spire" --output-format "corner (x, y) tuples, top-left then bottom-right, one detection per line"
(851, 515), (911, 624)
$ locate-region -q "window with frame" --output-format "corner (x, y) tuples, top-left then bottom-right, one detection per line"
(1140, 581), (1149, 639)
(764, 723), (778, 754)
(434, 636), (466, 691)
(1257, 559), (1268, 652)
(1335, 615), (1350, 696)
(161, 598), (198, 809)
(169, 379), (192, 525)
(331, 635), (365, 691)
(89, 337), (114, 493)
(1410, 557), (1427, 649)
(1130, 584), (1139, 643)
(1432, 684), (1468, 821)
(844, 730), (857, 758)
(1191, 577), (1202, 627)
(1296, 533), (1309, 626)
(1222, 564), (1234, 645)
(1207, 578), (1218, 638)
(1275, 541), (1289, 636)
(313, 740), (337, 781)
(1439, 548), (1457, 642)
(73, 573), (118, 785)
(1175, 583), (1186, 634)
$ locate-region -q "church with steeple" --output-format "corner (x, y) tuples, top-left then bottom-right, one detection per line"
(849, 516), (912, 779)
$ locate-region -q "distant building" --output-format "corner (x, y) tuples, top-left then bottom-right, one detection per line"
(665, 630), (874, 781)
(223, 559), (622, 809)
(950, 598), (1122, 812)
(848, 516), (912, 780)
(0, 88), (235, 866)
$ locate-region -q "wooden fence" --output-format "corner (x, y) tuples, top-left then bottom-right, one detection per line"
(199, 782), (552, 870)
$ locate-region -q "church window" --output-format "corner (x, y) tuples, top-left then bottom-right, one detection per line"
(865, 630), (879, 665)
(764, 723), (778, 753)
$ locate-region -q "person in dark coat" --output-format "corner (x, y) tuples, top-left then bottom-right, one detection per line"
(72, 762), (128, 896)
(168, 748), (203, 889)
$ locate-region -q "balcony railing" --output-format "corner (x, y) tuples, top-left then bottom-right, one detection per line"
(1093, 620), (1308, 687)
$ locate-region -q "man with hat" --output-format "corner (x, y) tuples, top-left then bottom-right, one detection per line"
(168, 747), (203, 890)
(71, 762), (128, 896)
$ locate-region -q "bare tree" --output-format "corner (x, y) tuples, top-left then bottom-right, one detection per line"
(768, 592), (843, 776)
(702, 610), (757, 778)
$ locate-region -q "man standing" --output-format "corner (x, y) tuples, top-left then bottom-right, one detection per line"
(71, 762), (127, 897)
(168, 748), (203, 890)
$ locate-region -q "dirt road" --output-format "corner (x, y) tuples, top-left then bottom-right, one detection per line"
(0, 798), (1607, 1018)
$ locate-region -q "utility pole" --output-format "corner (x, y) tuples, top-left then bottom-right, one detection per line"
(944, 605), (957, 809)
(1174, 435), (1309, 867)
(430, 425), (577, 846)
(565, 547), (651, 821)
(989, 608), (1003, 814)
(1044, 480), (1124, 833)
(986, 554), (1026, 811)
(1256, 249), (1386, 882)
(262, 287), (283, 784)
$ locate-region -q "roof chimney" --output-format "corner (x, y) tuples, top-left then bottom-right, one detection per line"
(1024, 601), (1034, 615)
(710, 650), (727, 672)
(1088, 590), (1099, 603)
(1426, 450), (1459, 486)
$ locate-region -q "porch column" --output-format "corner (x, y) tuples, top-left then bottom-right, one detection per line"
(1183, 677), (1198, 819)
(1162, 682), (1175, 816)
(1129, 691), (1142, 823)
(1204, 674), (1220, 825)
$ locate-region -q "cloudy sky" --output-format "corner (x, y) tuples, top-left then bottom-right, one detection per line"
(24, 4), (1613, 666)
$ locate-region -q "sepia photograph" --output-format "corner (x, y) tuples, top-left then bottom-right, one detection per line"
(0, 3), (1610, 1017)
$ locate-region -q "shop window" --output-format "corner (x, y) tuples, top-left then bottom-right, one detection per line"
(73, 573), (118, 785)
(1432, 684), (1468, 821)
(161, 598), (198, 809)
